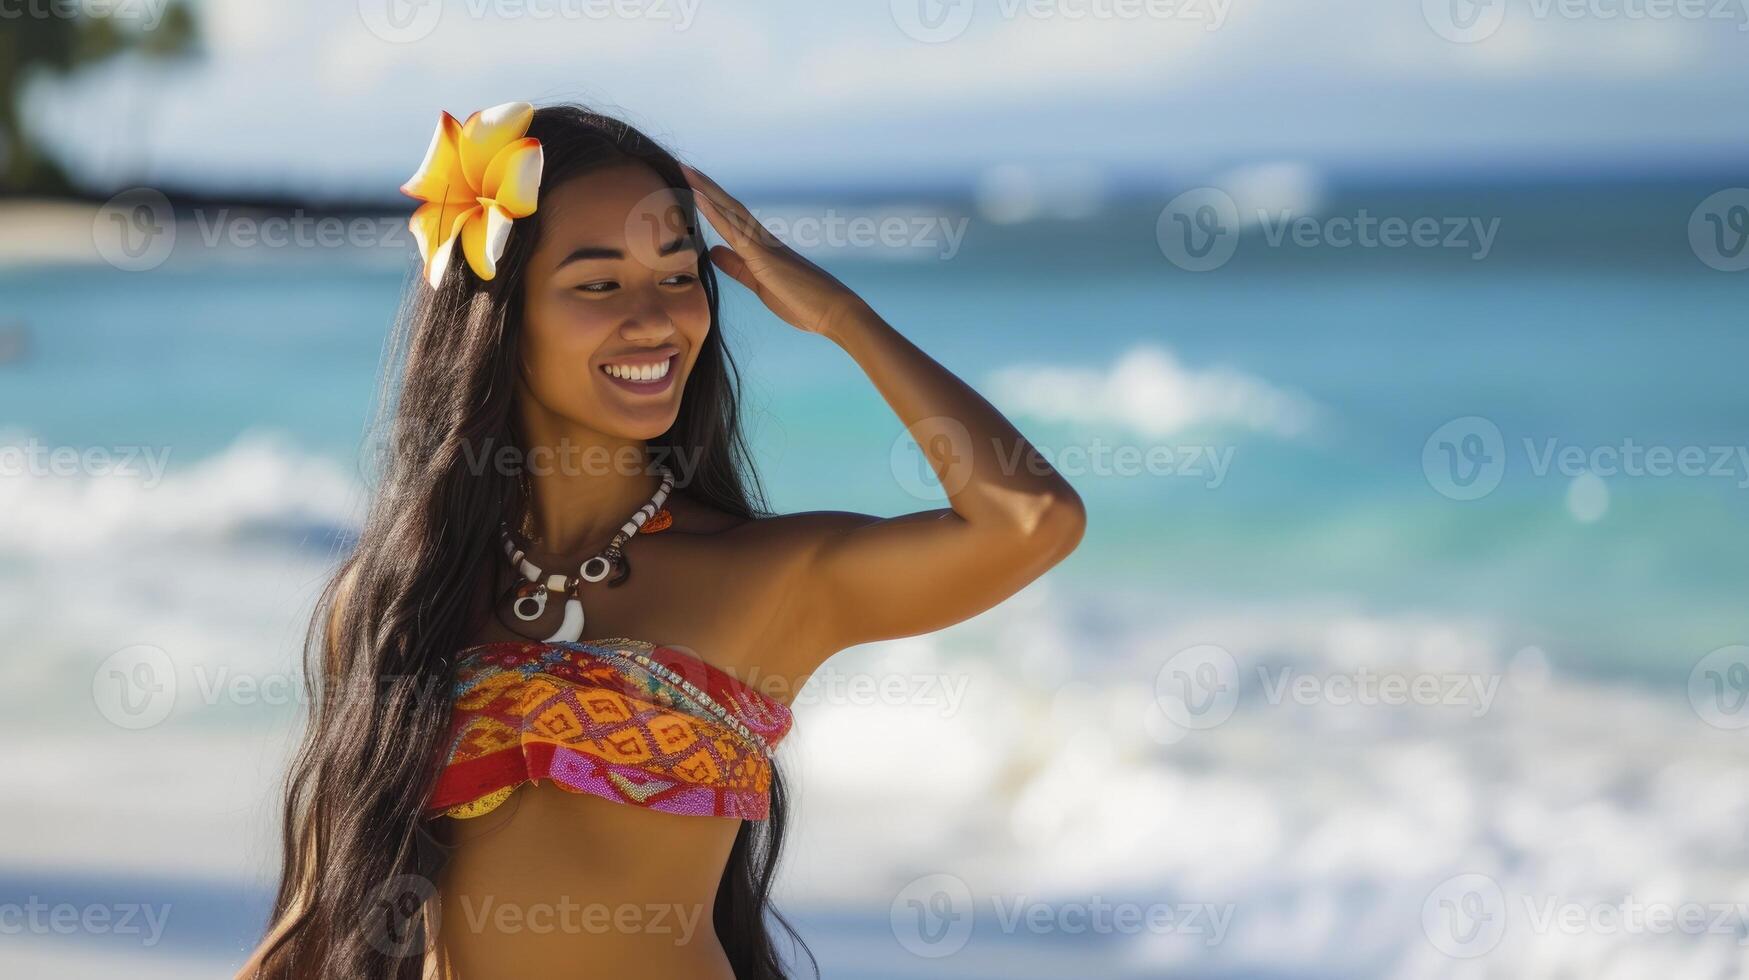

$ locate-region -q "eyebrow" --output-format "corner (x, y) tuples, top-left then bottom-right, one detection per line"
(556, 234), (694, 269)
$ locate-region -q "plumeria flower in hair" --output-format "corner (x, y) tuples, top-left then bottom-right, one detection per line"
(400, 101), (544, 288)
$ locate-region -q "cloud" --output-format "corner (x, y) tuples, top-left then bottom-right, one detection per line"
(23, 0), (1747, 193)
(986, 344), (1319, 439)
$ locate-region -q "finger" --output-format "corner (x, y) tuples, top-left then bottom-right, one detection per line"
(712, 246), (804, 325)
(682, 165), (778, 251)
(680, 163), (739, 212)
(691, 186), (773, 255)
(707, 244), (759, 293)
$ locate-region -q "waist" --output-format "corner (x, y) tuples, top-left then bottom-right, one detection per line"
(432, 888), (733, 980)
(433, 782), (737, 976)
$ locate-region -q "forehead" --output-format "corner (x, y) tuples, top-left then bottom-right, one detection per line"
(535, 163), (691, 253)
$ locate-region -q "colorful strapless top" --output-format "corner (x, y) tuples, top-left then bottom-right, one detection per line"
(427, 638), (793, 821)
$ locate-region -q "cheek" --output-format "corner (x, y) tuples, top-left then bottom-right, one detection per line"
(522, 290), (616, 390)
(673, 288), (711, 341)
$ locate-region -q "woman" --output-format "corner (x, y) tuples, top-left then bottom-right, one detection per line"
(240, 103), (1084, 979)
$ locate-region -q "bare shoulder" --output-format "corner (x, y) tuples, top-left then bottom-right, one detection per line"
(663, 491), (885, 680)
(666, 490), (878, 552)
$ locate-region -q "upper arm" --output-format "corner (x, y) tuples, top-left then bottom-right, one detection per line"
(760, 491), (1085, 674)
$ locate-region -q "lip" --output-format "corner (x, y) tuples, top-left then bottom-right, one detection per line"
(598, 351), (680, 395)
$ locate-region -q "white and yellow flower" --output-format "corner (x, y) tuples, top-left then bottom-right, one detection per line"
(400, 101), (544, 288)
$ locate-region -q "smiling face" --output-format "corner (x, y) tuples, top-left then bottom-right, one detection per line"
(518, 162), (709, 442)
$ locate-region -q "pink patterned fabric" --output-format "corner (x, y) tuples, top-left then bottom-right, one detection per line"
(427, 638), (792, 821)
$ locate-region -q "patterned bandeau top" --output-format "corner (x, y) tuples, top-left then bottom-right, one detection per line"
(427, 638), (793, 821)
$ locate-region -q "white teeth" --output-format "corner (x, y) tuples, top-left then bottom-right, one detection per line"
(602, 356), (672, 383)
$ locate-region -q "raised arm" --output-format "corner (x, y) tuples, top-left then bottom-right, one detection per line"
(682, 166), (1086, 674)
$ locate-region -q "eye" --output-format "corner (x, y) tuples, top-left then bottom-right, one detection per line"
(662, 273), (698, 287)
(574, 281), (619, 293)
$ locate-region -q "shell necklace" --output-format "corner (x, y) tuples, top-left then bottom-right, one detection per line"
(499, 465), (675, 643)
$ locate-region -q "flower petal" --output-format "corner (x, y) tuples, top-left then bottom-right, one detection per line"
(459, 102), (534, 193)
(400, 112), (472, 204)
(461, 204), (516, 281)
(481, 138), (543, 218)
(413, 202), (478, 289)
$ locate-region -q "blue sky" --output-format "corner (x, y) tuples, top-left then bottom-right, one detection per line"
(26, 0), (1749, 198)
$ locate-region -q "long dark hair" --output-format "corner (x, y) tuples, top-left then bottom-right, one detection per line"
(252, 105), (814, 979)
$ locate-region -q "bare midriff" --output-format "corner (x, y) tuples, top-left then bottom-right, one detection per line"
(426, 780), (743, 979)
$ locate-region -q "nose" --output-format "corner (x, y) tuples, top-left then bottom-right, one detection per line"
(618, 290), (678, 344)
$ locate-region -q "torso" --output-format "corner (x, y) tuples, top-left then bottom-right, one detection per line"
(426, 490), (815, 979)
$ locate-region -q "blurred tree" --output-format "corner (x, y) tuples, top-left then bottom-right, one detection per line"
(0, 1), (198, 195)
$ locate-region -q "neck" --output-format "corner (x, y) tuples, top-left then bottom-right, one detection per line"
(513, 400), (662, 558)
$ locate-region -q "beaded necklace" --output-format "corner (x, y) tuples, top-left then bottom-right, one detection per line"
(498, 465), (674, 643)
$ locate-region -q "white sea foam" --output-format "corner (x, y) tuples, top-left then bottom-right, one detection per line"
(779, 587), (1749, 977)
(986, 344), (1320, 440)
(0, 431), (358, 719)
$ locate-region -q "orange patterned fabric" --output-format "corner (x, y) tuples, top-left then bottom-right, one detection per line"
(426, 638), (792, 821)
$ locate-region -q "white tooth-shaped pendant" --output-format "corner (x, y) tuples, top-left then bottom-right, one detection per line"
(513, 585), (548, 622)
(545, 596), (584, 642)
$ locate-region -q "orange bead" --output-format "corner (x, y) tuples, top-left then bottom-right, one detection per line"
(642, 508), (673, 533)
